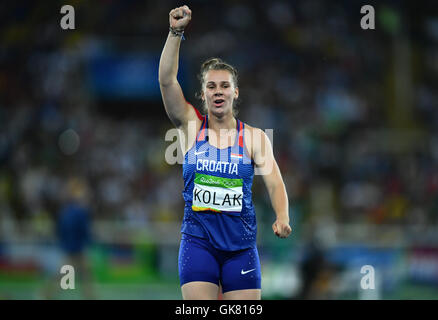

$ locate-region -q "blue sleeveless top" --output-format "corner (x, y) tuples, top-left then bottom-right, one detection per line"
(181, 115), (257, 251)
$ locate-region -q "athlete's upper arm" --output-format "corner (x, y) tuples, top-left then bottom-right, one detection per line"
(252, 128), (283, 189)
(252, 128), (274, 173)
(160, 81), (200, 128)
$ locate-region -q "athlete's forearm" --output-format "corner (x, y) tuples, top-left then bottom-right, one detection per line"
(159, 33), (182, 86)
(268, 182), (290, 222)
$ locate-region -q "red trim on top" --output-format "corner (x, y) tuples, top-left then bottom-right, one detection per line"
(197, 116), (207, 141)
(186, 101), (203, 121)
(238, 121), (244, 148)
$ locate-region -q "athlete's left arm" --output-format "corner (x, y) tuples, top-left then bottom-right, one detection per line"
(252, 128), (292, 238)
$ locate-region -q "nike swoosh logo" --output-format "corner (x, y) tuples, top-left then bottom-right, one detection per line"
(195, 151), (207, 155)
(241, 268), (256, 275)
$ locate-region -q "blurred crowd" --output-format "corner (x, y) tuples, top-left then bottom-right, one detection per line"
(1, 0), (438, 244)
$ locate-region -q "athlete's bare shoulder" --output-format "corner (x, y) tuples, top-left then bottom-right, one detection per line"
(177, 104), (204, 155)
(242, 122), (274, 170)
(242, 122), (265, 160)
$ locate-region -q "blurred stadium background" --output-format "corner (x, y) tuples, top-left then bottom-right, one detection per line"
(1, 0), (438, 299)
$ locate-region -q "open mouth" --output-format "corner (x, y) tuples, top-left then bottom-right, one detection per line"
(213, 99), (225, 107)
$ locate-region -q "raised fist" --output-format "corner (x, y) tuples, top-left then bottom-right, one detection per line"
(169, 5), (192, 30)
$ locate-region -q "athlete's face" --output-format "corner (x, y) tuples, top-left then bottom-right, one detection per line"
(202, 70), (238, 117)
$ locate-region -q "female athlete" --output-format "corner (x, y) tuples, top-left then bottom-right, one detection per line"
(159, 5), (291, 300)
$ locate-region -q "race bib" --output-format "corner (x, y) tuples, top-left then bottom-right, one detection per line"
(192, 173), (243, 213)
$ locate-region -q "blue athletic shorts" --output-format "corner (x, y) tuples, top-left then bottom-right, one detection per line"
(178, 233), (261, 293)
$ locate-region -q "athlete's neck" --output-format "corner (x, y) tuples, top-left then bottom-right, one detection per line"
(207, 112), (236, 133)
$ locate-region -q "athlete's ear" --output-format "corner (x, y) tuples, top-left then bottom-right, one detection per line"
(234, 87), (239, 100)
(201, 91), (205, 101)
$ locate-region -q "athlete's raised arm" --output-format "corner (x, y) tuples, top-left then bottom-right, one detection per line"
(159, 5), (199, 129)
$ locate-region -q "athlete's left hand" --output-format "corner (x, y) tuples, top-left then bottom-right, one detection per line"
(272, 219), (291, 238)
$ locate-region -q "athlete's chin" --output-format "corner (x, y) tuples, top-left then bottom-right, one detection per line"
(210, 106), (230, 117)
